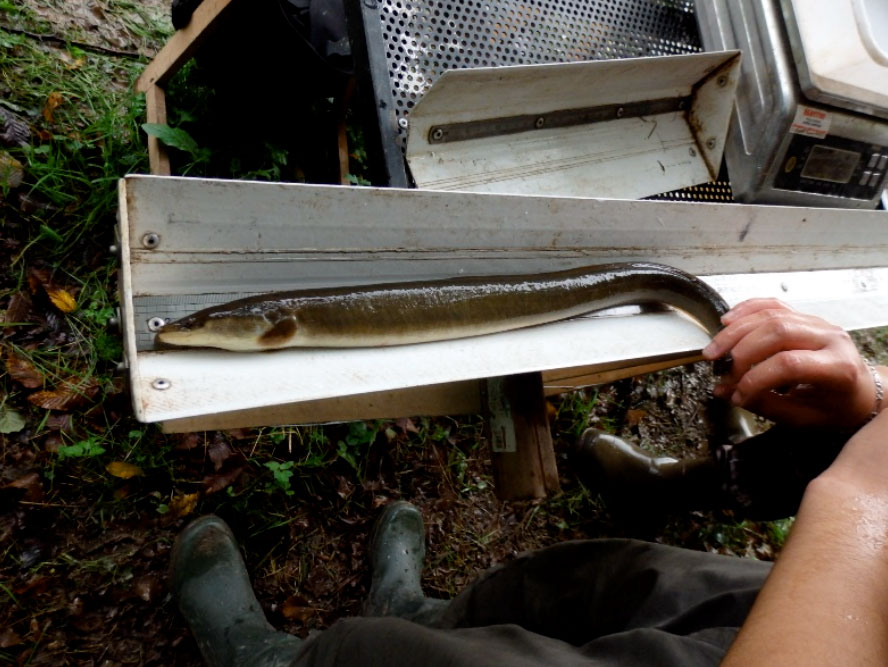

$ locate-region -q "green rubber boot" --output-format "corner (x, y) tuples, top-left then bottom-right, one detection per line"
(573, 429), (722, 516)
(170, 515), (303, 667)
(363, 501), (449, 626)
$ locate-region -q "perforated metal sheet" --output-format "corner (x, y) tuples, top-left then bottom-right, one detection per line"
(362, 0), (730, 200)
(378, 1), (698, 125)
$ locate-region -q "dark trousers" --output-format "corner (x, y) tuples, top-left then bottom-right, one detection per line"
(293, 539), (771, 666)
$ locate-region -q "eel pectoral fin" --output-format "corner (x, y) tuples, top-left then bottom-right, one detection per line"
(258, 317), (299, 347)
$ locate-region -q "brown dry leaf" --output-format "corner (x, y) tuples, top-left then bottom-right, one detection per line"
(46, 413), (73, 432)
(626, 409), (647, 427)
(42, 92), (64, 123)
(46, 287), (77, 313)
(27, 267), (51, 294)
(169, 492), (200, 518)
(396, 417), (420, 434)
(0, 628), (22, 649)
(6, 472), (44, 503)
(106, 461), (143, 479)
(3, 291), (32, 326)
(175, 432), (202, 450)
(5, 352), (44, 389)
(280, 595), (318, 622)
(28, 377), (99, 410)
(208, 435), (234, 471)
(60, 51), (86, 70)
(133, 575), (162, 603)
(43, 434), (62, 453)
(202, 466), (244, 495)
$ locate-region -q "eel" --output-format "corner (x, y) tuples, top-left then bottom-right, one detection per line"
(155, 261), (731, 357)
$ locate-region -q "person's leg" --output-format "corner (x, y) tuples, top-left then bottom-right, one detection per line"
(296, 536), (771, 667)
(170, 515), (304, 667)
(437, 538), (770, 644)
(572, 421), (849, 520)
(363, 500), (449, 625)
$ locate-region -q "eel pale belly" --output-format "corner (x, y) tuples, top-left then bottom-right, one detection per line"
(155, 262), (730, 354)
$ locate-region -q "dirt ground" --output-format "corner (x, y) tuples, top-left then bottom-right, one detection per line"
(2, 2), (886, 666)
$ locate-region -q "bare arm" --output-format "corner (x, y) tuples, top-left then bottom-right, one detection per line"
(722, 411), (888, 665)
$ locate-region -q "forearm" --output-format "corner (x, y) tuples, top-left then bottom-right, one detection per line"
(723, 415), (888, 665)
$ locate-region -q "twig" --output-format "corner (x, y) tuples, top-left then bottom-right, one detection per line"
(0, 23), (145, 60)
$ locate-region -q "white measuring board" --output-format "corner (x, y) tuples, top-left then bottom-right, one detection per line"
(118, 176), (888, 427)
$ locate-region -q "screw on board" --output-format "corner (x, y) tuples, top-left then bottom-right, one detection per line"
(717, 74), (728, 87)
(706, 138), (717, 150)
(430, 126), (445, 142)
(689, 147), (697, 157)
(147, 317), (167, 332)
(152, 378), (171, 391)
(141, 232), (160, 249)
(616, 107), (625, 118)
(398, 117), (409, 129)
(534, 116), (545, 129)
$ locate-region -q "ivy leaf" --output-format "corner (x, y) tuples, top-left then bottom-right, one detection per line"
(141, 123), (199, 154)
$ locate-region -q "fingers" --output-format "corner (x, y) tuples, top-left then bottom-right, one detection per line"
(716, 315), (841, 384)
(720, 297), (796, 325)
(704, 305), (830, 363)
(727, 349), (855, 406)
(700, 298), (874, 427)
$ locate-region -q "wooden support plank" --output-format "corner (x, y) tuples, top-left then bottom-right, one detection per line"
(136, 0), (240, 92)
(486, 373), (560, 500)
(160, 380), (482, 433)
(144, 85), (171, 176)
(542, 354), (705, 396)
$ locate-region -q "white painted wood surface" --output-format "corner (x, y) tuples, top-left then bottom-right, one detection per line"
(119, 175), (888, 426)
(405, 52), (740, 198)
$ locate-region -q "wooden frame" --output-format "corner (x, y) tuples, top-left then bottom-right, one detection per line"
(136, 0), (241, 175)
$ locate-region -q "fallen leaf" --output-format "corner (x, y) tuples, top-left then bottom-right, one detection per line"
(336, 475), (353, 499)
(69, 613), (102, 633)
(42, 92), (64, 123)
(202, 466), (244, 495)
(46, 413), (73, 431)
(3, 291), (32, 326)
(626, 409), (647, 427)
(46, 287), (77, 313)
(0, 407), (26, 434)
(133, 574), (161, 603)
(28, 377), (99, 410)
(60, 51), (86, 70)
(27, 267), (51, 294)
(168, 492), (200, 518)
(175, 432), (202, 450)
(43, 434), (62, 453)
(106, 461), (143, 479)
(280, 595), (318, 621)
(396, 417), (419, 434)
(5, 352), (44, 388)
(0, 628), (21, 649)
(6, 472), (43, 502)
(208, 434), (234, 471)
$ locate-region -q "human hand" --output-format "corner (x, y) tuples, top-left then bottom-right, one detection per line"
(702, 298), (883, 429)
